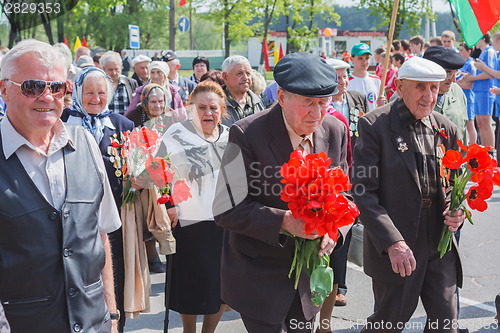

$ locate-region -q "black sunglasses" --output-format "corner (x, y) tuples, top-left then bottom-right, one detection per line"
(5, 79), (67, 99)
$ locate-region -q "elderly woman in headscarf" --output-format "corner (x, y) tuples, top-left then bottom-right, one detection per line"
(125, 60), (186, 121)
(126, 83), (179, 134)
(61, 66), (135, 333)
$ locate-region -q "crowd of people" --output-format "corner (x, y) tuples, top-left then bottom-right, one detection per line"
(0, 29), (498, 333)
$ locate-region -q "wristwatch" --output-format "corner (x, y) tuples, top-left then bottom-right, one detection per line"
(110, 310), (120, 321)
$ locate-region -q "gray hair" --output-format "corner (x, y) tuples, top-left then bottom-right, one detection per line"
(170, 58), (180, 66)
(81, 70), (115, 106)
(0, 39), (66, 81)
(99, 51), (122, 68)
(250, 69), (266, 95)
(221, 55), (250, 73)
(53, 42), (72, 71)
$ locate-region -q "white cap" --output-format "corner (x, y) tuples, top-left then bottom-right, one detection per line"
(132, 54), (152, 67)
(397, 56), (446, 82)
(325, 58), (350, 70)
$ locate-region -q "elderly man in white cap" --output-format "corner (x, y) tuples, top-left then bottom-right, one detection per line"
(131, 54), (152, 87)
(352, 56), (466, 332)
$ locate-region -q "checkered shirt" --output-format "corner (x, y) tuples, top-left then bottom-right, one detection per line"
(398, 100), (438, 198)
(108, 77), (129, 115)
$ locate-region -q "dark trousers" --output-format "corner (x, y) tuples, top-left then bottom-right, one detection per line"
(361, 204), (459, 333)
(331, 228), (352, 294)
(241, 292), (314, 333)
(108, 228), (125, 333)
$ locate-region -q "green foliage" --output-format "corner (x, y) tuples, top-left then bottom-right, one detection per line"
(65, 0), (171, 51)
(357, 0), (430, 39)
(285, 0), (340, 52)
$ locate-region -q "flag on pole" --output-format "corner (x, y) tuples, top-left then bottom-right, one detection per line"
(179, 0), (186, 6)
(263, 37), (270, 71)
(64, 36), (69, 48)
(74, 36), (82, 53)
(274, 42), (279, 66)
(279, 43), (284, 61)
(82, 36), (87, 47)
(450, 0), (500, 47)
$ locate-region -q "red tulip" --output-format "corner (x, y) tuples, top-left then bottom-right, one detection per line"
(442, 149), (464, 169)
(171, 179), (192, 204)
(157, 194), (172, 205)
(466, 184), (493, 212)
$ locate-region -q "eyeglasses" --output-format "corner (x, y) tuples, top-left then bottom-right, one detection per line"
(4, 79), (67, 99)
(445, 71), (458, 80)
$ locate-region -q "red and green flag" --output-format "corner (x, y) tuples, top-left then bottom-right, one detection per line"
(450, 0), (500, 47)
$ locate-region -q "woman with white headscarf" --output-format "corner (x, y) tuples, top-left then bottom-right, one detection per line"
(61, 66), (135, 333)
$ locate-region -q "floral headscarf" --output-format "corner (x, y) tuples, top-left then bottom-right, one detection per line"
(141, 83), (166, 115)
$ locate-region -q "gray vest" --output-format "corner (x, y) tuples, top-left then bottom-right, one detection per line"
(0, 125), (109, 333)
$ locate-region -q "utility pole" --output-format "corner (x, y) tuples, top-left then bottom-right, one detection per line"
(189, 3), (193, 50)
(169, 0), (176, 50)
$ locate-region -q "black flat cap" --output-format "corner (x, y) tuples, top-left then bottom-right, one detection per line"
(423, 45), (465, 70)
(274, 52), (338, 97)
(162, 50), (177, 62)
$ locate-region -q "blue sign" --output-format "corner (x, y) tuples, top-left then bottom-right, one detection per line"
(129, 25), (140, 49)
(178, 16), (189, 33)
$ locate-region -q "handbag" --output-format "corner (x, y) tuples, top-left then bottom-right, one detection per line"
(347, 222), (363, 267)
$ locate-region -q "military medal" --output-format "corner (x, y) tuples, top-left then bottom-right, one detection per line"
(396, 136), (408, 153)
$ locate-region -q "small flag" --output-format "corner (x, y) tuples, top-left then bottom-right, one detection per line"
(179, 0), (186, 6)
(82, 36), (87, 47)
(450, 0), (500, 47)
(263, 37), (270, 71)
(274, 41), (279, 66)
(279, 43), (284, 61)
(64, 36), (69, 48)
(73, 36), (82, 53)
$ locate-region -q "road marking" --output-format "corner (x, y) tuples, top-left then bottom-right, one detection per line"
(347, 262), (497, 314)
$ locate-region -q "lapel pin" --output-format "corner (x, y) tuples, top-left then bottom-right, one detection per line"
(396, 136), (408, 153)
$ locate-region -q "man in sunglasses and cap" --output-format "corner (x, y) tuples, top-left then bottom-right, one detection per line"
(213, 52), (352, 332)
(0, 39), (121, 332)
(352, 56), (465, 332)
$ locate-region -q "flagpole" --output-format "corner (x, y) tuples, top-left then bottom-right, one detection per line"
(378, 0), (400, 101)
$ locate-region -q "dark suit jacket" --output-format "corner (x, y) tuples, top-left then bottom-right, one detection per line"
(345, 90), (369, 149)
(172, 75), (196, 102)
(131, 72), (146, 87)
(213, 104), (350, 324)
(352, 99), (463, 286)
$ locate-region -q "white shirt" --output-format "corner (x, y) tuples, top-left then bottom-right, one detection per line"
(348, 74), (381, 111)
(1, 116), (121, 234)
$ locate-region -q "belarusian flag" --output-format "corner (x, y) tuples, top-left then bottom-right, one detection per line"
(450, 0), (500, 47)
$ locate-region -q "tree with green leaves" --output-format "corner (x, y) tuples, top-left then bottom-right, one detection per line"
(283, 0), (340, 53)
(193, 0), (254, 58)
(357, 0), (430, 40)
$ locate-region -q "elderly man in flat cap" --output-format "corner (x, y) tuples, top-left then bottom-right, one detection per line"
(131, 54), (151, 87)
(213, 52), (352, 332)
(353, 56), (466, 332)
(423, 45), (468, 145)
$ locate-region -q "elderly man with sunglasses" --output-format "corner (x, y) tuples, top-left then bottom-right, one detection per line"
(0, 39), (121, 333)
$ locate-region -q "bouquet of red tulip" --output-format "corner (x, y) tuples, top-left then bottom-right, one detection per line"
(439, 140), (500, 258)
(109, 127), (191, 207)
(280, 150), (359, 306)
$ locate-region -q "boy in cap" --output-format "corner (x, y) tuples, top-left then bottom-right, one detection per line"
(348, 42), (385, 111)
(214, 52), (352, 332)
(353, 56), (465, 332)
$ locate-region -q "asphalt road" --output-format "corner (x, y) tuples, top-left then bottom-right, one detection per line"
(125, 187), (500, 332)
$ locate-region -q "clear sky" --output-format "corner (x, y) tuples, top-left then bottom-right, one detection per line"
(334, 0), (451, 13)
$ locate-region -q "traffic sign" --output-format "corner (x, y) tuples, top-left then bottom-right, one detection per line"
(178, 16), (189, 33)
(129, 25), (140, 49)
